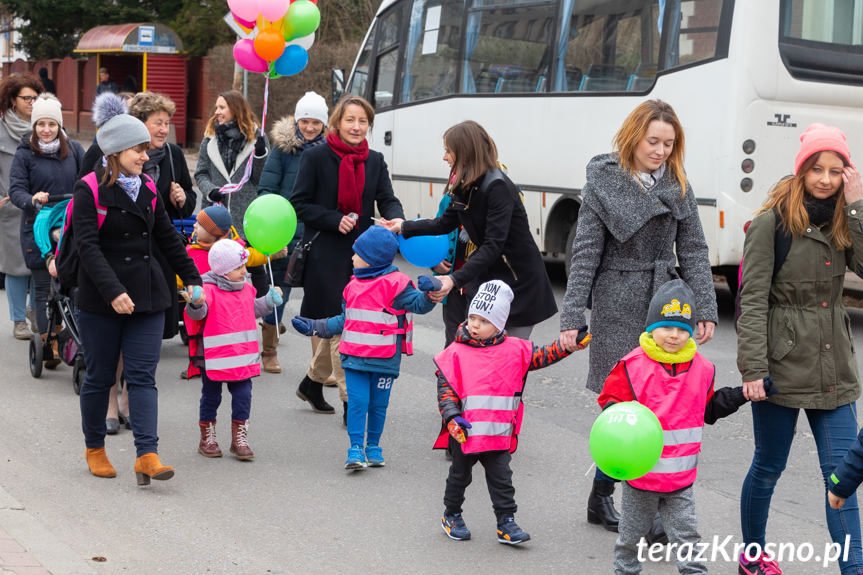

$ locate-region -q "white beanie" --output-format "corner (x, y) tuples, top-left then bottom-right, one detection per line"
(208, 239), (249, 277)
(294, 91), (328, 124)
(468, 280), (514, 333)
(30, 94), (63, 128)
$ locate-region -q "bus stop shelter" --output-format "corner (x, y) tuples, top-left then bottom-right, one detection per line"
(74, 23), (189, 144)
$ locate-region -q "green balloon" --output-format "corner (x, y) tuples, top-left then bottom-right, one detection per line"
(284, 0), (320, 40)
(242, 194), (297, 255)
(589, 401), (664, 480)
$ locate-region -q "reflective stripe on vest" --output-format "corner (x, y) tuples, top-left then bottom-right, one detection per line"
(462, 395), (521, 412)
(339, 272), (414, 358)
(469, 420), (515, 438)
(204, 353), (261, 372)
(624, 348), (714, 492)
(204, 329), (258, 349)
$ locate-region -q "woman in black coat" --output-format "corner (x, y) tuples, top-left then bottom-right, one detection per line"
(290, 95), (405, 419)
(384, 121), (557, 338)
(75, 111), (201, 486)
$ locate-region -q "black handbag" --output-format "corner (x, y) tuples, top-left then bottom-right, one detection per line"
(284, 231), (320, 287)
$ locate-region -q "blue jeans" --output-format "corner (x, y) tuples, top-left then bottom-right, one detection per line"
(5, 273), (30, 322)
(78, 310), (164, 457)
(344, 368), (394, 448)
(199, 373), (252, 422)
(741, 400), (863, 574)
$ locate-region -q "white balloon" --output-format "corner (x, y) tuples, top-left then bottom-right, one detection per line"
(288, 32), (315, 51)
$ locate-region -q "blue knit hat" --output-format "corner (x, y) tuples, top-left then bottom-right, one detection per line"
(197, 205), (232, 236)
(645, 279), (696, 336)
(353, 225), (398, 268)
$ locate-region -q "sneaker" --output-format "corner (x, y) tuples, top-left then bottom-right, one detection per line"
(365, 444), (385, 467)
(13, 321), (29, 340)
(497, 516), (531, 545)
(738, 553), (783, 574)
(345, 445), (367, 470)
(441, 512), (471, 541)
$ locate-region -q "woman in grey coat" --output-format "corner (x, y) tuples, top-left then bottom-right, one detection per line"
(560, 100), (717, 539)
(0, 74), (41, 340)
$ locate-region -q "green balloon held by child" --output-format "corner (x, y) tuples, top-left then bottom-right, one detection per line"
(589, 401), (664, 481)
(243, 194), (297, 255)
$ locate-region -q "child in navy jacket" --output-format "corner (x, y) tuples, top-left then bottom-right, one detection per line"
(292, 225), (436, 470)
(829, 431), (863, 510)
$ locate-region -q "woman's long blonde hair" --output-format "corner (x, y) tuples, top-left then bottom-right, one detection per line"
(757, 151), (850, 250)
(204, 90), (258, 142)
(613, 99), (687, 195)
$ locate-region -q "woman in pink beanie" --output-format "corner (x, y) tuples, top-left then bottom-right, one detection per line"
(737, 124), (863, 575)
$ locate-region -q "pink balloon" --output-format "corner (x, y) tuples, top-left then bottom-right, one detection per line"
(233, 39), (268, 73)
(228, 0), (259, 22)
(258, 0), (290, 21)
(232, 12), (256, 29)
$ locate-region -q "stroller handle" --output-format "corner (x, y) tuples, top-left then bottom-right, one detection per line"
(34, 194), (74, 212)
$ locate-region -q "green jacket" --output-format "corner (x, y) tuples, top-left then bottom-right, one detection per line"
(737, 200), (863, 409)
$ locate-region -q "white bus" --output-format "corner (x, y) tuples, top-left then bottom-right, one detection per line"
(340, 0), (863, 289)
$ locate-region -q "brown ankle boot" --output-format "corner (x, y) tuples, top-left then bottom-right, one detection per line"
(198, 421), (222, 458)
(261, 323), (281, 373)
(134, 453), (175, 485)
(230, 420), (254, 461)
(85, 447), (116, 478)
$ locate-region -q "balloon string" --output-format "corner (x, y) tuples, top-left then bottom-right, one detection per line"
(584, 462), (596, 477)
(219, 72), (271, 196)
(266, 255), (279, 341)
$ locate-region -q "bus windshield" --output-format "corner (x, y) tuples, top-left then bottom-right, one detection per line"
(779, 0), (863, 85)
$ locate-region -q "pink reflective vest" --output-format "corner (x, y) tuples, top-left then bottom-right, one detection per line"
(623, 347), (714, 492)
(433, 336), (533, 454)
(339, 271), (414, 358)
(185, 282), (260, 382)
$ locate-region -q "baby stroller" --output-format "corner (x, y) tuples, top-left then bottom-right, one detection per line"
(27, 194), (85, 393)
(174, 217), (196, 346)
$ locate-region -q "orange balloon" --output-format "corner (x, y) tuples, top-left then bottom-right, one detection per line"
(254, 29), (285, 62)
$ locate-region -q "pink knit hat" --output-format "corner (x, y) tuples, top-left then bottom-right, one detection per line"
(208, 239), (248, 276)
(794, 123), (851, 175)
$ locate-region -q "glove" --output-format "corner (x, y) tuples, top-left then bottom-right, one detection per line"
(447, 415), (472, 444)
(417, 275), (442, 292)
(763, 376), (778, 397)
(265, 286), (283, 307)
(208, 188), (225, 203)
(254, 135), (267, 157)
(291, 316), (332, 338)
(575, 324), (592, 349)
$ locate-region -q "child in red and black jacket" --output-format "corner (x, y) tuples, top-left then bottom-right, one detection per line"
(434, 279), (587, 546)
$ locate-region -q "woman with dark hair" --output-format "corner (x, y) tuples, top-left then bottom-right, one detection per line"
(195, 90), (268, 237)
(75, 107), (201, 486)
(0, 73), (41, 340)
(559, 99), (716, 541)
(290, 95), (405, 422)
(9, 94), (84, 367)
(383, 120), (557, 339)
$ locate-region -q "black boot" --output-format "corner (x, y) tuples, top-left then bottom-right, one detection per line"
(342, 402), (348, 427)
(587, 479), (620, 532)
(296, 376), (335, 414)
(645, 513), (668, 545)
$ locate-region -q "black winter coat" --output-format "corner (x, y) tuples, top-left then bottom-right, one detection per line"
(402, 169), (557, 328)
(79, 142), (197, 337)
(291, 143), (405, 319)
(9, 137), (85, 269)
(72, 167), (200, 316)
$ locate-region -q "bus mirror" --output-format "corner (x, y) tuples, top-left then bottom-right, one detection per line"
(331, 68), (345, 105)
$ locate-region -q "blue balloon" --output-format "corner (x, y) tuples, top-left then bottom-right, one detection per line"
(273, 45), (309, 77)
(398, 233), (450, 268)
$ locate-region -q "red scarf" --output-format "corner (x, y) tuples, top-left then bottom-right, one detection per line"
(326, 132), (369, 216)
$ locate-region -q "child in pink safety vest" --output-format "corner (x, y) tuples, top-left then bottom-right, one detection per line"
(598, 279), (768, 575)
(184, 239), (282, 461)
(435, 280), (586, 546)
(291, 225), (437, 471)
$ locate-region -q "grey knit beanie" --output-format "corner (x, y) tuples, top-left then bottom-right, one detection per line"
(97, 114), (151, 156)
(645, 279), (696, 336)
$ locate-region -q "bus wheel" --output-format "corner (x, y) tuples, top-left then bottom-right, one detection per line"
(564, 220), (578, 279)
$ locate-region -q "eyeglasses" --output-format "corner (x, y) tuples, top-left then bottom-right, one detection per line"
(16, 95), (37, 103)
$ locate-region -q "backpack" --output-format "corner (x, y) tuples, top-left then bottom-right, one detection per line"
(55, 172), (157, 290)
(734, 208), (792, 329)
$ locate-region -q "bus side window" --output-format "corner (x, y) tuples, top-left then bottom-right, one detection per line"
(663, 0), (725, 70)
(348, 22), (376, 99)
(401, 0), (464, 103)
(372, 7), (403, 109)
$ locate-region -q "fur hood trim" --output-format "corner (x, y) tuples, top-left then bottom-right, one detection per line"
(92, 92), (128, 128)
(269, 116), (303, 153)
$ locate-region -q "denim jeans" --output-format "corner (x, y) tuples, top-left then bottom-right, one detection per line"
(5, 273), (30, 322)
(199, 373), (252, 421)
(740, 400), (863, 574)
(78, 310), (164, 457)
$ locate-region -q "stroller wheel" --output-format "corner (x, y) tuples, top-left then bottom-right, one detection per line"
(179, 322), (189, 346)
(72, 358), (85, 395)
(29, 334), (43, 378)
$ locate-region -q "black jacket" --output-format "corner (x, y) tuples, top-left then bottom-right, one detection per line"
(403, 169), (557, 328)
(829, 428), (863, 499)
(290, 143), (405, 319)
(72, 167), (200, 316)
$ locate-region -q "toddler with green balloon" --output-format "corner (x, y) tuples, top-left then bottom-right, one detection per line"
(595, 279), (771, 574)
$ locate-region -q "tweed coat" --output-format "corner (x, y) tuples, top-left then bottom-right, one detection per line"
(560, 153), (717, 392)
(0, 122), (29, 276)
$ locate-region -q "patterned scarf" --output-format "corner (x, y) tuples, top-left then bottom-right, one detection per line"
(38, 138), (61, 155)
(326, 131), (368, 216)
(214, 120), (246, 173)
(102, 156), (142, 202)
(296, 125), (326, 150)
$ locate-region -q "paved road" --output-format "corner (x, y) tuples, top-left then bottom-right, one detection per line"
(0, 261), (860, 574)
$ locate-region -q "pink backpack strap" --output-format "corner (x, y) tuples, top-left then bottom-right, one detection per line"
(81, 172), (108, 228)
(142, 174), (158, 211)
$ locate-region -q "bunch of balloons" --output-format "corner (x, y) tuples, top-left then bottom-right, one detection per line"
(229, 0), (320, 78)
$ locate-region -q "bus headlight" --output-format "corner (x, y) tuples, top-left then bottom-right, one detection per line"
(741, 178), (753, 192)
